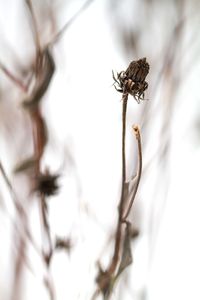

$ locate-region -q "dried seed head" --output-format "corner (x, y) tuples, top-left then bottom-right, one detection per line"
(113, 57), (150, 103)
(125, 57), (149, 83)
(35, 172), (60, 197)
(55, 237), (72, 254)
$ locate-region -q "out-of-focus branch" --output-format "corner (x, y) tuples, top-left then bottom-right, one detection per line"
(49, 0), (95, 46)
(25, 0), (41, 55)
(0, 62), (28, 92)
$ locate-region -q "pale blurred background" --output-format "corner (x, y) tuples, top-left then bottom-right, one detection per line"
(0, 0), (200, 300)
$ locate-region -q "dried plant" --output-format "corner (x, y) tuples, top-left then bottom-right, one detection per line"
(93, 59), (149, 299)
(0, 1), (95, 300)
(1, 0), (199, 300)
(112, 58), (149, 103)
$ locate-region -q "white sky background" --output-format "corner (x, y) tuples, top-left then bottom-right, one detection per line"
(0, 0), (200, 300)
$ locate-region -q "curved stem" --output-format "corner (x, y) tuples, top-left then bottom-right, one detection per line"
(122, 125), (142, 221)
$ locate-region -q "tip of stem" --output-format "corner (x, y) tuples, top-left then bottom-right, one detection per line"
(132, 125), (140, 139)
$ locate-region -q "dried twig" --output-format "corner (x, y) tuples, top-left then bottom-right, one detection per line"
(25, 0), (41, 56)
(49, 0), (95, 46)
(108, 93), (128, 275)
(94, 59), (149, 299)
(122, 125), (142, 221)
(0, 62), (28, 92)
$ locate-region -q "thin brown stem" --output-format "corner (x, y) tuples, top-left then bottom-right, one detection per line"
(0, 62), (28, 92)
(0, 161), (41, 300)
(25, 0), (41, 54)
(119, 93), (128, 214)
(0, 160), (26, 300)
(0, 161), (26, 218)
(31, 108), (54, 300)
(24, 10), (55, 293)
(0, 161), (40, 253)
(39, 193), (53, 264)
(108, 93), (128, 275)
(122, 125), (142, 221)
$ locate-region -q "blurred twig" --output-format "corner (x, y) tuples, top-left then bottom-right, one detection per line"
(0, 62), (28, 92)
(25, 0), (41, 56)
(49, 0), (95, 46)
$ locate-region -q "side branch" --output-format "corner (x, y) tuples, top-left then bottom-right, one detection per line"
(122, 125), (142, 221)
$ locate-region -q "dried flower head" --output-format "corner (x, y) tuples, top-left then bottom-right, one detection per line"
(55, 237), (72, 254)
(113, 57), (150, 103)
(35, 171), (59, 196)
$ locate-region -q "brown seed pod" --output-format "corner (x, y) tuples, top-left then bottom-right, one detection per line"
(34, 172), (60, 197)
(113, 57), (150, 103)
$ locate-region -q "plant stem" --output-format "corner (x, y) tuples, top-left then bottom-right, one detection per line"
(120, 93), (128, 213)
(122, 125), (142, 221)
(108, 92), (128, 274)
(0, 62), (28, 92)
(25, 0), (41, 55)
